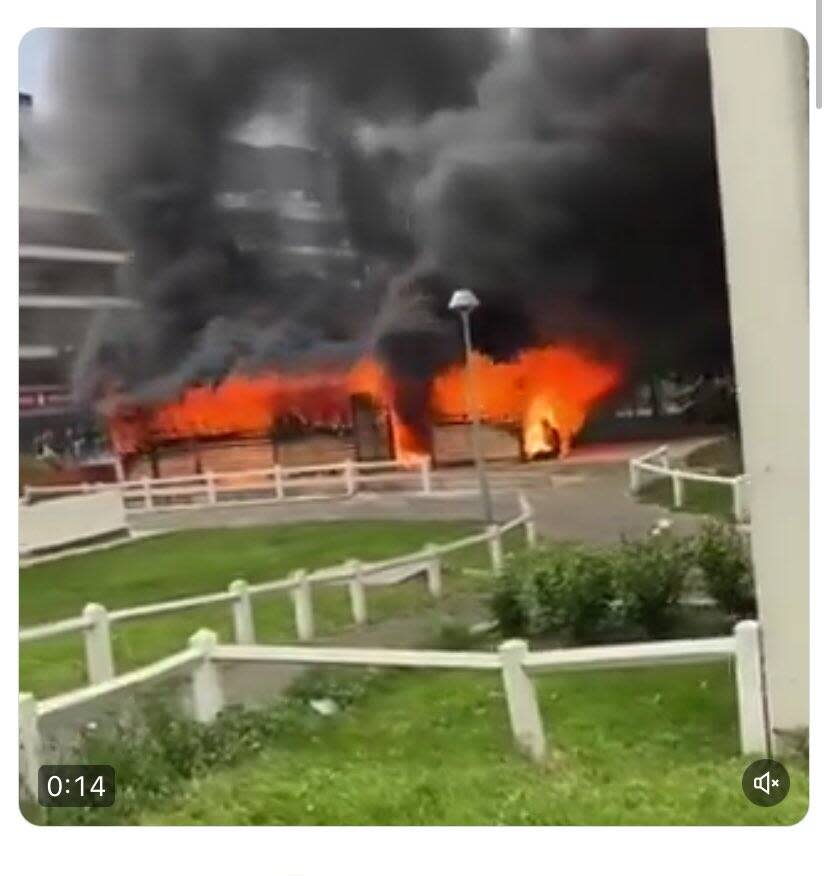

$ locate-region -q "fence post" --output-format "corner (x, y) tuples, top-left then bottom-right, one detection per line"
(142, 476), (152, 509)
(343, 459), (357, 496)
(228, 579), (255, 645)
(498, 640), (546, 762)
(733, 475), (750, 522)
(487, 525), (504, 573)
(273, 464), (284, 500)
(734, 620), (768, 755)
(518, 492), (537, 547)
(187, 629), (223, 723)
(346, 559), (368, 625)
(19, 693), (41, 801)
(206, 471), (217, 505)
(291, 569), (314, 641)
(82, 603), (114, 684)
(629, 460), (641, 494)
(424, 543), (442, 598)
(420, 457), (433, 494)
(671, 473), (685, 508)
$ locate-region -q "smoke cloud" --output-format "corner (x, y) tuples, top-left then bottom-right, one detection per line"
(33, 28), (730, 417)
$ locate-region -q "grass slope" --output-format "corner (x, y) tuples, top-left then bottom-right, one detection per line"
(635, 436), (746, 520)
(121, 663), (807, 826)
(636, 476), (736, 520)
(20, 521), (501, 698)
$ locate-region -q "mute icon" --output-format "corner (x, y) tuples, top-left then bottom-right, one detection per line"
(753, 770), (771, 795)
(742, 759), (790, 806)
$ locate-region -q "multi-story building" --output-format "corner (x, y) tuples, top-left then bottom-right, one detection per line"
(20, 93), (134, 458)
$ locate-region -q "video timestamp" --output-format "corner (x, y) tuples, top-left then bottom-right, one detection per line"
(37, 765), (116, 807)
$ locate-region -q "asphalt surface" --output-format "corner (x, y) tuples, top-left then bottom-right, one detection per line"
(128, 438), (712, 544)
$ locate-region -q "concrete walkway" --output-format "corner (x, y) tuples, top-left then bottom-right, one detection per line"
(128, 437), (714, 545)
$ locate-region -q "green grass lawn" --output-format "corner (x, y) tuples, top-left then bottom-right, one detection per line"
(635, 437), (745, 521)
(685, 436), (744, 476)
(636, 476), (736, 520)
(54, 662), (807, 826)
(20, 521), (515, 698)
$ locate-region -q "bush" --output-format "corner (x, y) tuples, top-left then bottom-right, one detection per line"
(491, 545), (614, 643)
(612, 535), (690, 637)
(692, 520), (756, 618)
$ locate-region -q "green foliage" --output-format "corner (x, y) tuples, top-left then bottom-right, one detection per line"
(492, 523), (757, 641)
(491, 545), (614, 643)
(612, 535), (690, 637)
(42, 670), (381, 826)
(492, 534), (697, 640)
(693, 521), (756, 618)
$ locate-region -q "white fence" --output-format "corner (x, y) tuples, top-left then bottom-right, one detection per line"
(19, 494), (537, 689)
(628, 445), (750, 522)
(21, 457), (434, 514)
(18, 619), (768, 799)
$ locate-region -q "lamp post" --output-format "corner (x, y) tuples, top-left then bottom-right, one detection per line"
(448, 288), (494, 524)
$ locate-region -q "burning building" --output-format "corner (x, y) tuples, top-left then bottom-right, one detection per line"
(26, 29), (735, 478)
(107, 343), (621, 479)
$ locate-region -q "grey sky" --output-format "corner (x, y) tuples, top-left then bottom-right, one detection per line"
(19, 28), (54, 99)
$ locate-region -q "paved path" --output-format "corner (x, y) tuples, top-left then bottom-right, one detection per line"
(128, 437), (715, 545)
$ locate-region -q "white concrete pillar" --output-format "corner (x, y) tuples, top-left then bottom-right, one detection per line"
(424, 543), (443, 598)
(187, 628), (223, 723)
(518, 492), (537, 547)
(273, 464), (284, 500)
(206, 471), (217, 505)
(629, 460), (641, 494)
(141, 476), (152, 509)
(733, 475), (750, 523)
(346, 559), (368, 625)
(671, 474), (685, 508)
(228, 579), (255, 645)
(708, 28), (809, 753)
(291, 570), (314, 641)
(498, 639), (546, 762)
(343, 459), (357, 495)
(82, 602), (114, 684)
(18, 693), (41, 801)
(420, 457), (433, 494)
(734, 620), (769, 755)
(487, 525), (504, 573)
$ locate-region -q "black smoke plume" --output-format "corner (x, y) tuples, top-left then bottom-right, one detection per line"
(35, 29), (730, 423)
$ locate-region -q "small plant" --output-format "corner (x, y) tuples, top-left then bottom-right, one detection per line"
(692, 520), (756, 618)
(491, 545), (614, 643)
(611, 534), (690, 637)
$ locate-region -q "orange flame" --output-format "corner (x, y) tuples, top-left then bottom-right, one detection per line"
(107, 344), (621, 460)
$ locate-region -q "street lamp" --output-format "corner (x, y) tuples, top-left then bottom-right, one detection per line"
(448, 288), (494, 524)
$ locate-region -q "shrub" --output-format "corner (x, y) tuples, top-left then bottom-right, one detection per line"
(491, 545), (614, 643)
(611, 534), (690, 637)
(692, 520), (756, 618)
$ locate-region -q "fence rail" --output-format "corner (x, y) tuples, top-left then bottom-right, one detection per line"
(19, 496), (535, 688)
(21, 457), (435, 514)
(18, 619), (768, 800)
(628, 444), (750, 522)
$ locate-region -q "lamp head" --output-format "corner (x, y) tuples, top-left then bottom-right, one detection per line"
(448, 288), (480, 314)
